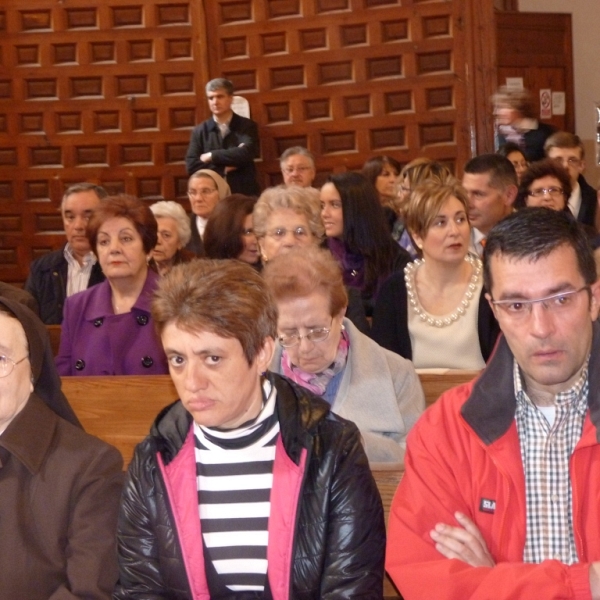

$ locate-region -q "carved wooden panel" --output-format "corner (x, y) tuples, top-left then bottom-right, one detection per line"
(203, 0), (484, 187)
(0, 0), (203, 283)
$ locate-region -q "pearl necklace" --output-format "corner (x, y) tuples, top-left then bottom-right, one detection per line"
(405, 254), (482, 328)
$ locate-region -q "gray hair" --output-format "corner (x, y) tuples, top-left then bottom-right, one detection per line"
(253, 185), (324, 239)
(279, 146), (315, 168)
(205, 78), (234, 96)
(149, 201), (192, 247)
(61, 183), (107, 211)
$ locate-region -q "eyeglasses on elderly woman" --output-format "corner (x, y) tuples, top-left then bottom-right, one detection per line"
(0, 354), (28, 378)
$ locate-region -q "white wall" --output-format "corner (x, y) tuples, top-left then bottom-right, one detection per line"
(518, 0), (600, 186)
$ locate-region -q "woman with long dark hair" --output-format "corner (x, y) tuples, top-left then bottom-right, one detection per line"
(321, 172), (410, 316)
(203, 194), (260, 267)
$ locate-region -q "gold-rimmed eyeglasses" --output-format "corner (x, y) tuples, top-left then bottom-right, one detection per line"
(0, 355), (28, 378)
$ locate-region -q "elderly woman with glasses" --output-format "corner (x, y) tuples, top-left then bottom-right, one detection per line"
(114, 259), (386, 598)
(264, 246), (424, 465)
(252, 184), (323, 262)
(149, 201), (194, 276)
(254, 184), (370, 334)
(184, 169), (231, 256)
(515, 159), (572, 213)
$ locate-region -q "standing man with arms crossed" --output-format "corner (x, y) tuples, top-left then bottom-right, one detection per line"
(24, 183), (106, 324)
(185, 78), (261, 195)
(387, 208), (600, 599)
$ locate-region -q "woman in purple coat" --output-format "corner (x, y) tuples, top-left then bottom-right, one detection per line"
(56, 195), (168, 376)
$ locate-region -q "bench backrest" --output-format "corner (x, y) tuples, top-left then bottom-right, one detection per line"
(62, 375), (178, 468)
(62, 370), (479, 468)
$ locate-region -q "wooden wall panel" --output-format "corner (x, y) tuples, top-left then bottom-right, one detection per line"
(0, 0), (206, 283)
(203, 0), (495, 188)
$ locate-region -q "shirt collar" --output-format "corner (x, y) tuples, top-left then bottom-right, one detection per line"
(568, 181), (582, 217)
(63, 244), (97, 267)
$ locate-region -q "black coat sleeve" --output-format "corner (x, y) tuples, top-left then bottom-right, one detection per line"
(477, 289), (500, 363)
(318, 420), (386, 599)
(185, 124), (208, 175)
(371, 271), (412, 359)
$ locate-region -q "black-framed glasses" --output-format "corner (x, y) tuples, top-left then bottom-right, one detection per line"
(0, 355), (28, 378)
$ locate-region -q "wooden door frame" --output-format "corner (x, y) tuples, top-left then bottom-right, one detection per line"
(463, 0), (498, 159)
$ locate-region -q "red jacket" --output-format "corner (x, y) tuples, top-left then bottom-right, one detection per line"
(386, 331), (600, 600)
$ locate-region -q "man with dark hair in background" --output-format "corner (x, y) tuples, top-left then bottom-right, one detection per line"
(462, 154), (518, 256)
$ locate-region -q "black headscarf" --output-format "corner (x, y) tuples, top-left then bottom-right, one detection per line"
(0, 297), (81, 427)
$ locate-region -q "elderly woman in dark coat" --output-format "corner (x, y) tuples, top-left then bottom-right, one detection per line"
(56, 195), (168, 375)
(114, 259), (385, 599)
(0, 297), (123, 599)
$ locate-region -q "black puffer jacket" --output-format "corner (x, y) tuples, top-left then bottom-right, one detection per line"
(114, 373), (385, 599)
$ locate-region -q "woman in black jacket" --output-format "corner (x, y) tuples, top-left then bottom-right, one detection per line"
(114, 259), (385, 599)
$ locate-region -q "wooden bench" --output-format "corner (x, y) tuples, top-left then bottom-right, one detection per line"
(62, 375), (178, 468)
(47, 324), (62, 357)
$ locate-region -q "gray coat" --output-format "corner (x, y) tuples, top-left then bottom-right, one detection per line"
(271, 318), (425, 465)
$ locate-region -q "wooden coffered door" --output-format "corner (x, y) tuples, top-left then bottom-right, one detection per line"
(0, 0), (206, 284)
(0, 0), (496, 285)
(203, 0), (491, 188)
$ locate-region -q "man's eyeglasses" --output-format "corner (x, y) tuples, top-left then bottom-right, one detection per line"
(188, 188), (218, 197)
(282, 166), (312, 175)
(266, 226), (310, 240)
(278, 321), (332, 347)
(551, 156), (582, 168)
(0, 355), (28, 378)
(490, 286), (590, 319)
(527, 186), (565, 198)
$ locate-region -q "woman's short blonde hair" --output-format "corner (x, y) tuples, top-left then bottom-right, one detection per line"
(149, 201), (192, 247)
(400, 158), (453, 187)
(253, 185), (324, 239)
(405, 180), (469, 240)
(263, 246), (348, 317)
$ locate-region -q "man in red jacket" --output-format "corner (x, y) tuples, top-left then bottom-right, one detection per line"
(387, 207), (600, 600)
